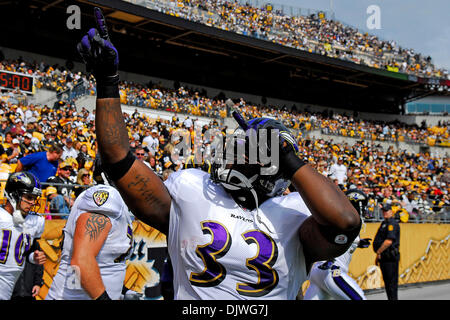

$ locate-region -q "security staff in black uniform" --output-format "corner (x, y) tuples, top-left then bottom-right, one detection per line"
(373, 202), (400, 300)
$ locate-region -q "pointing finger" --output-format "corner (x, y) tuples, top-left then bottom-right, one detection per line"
(94, 7), (110, 41)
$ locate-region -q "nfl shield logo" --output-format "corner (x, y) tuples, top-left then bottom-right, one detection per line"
(93, 191), (109, 206)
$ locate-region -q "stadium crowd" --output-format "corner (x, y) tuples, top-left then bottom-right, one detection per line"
(119, 79), (450, 147)
(2, 49), (449, 150)
(0, 57), (449, 223)
(144, 0), (448, 79)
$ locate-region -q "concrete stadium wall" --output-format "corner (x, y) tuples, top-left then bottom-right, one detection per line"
(74, 95), (215, 127)
(349, 223), (450, 290)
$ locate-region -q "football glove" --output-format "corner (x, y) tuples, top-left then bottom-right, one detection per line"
(278, 129), (306, 179)
(358, 238), (372, 248)
(77, 7), (119, 88)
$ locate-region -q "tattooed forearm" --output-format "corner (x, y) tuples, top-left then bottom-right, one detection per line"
(123, 172), (170, 231)
(85, 214), (110, 241)
(127, 174), (162, 206)
(96, 98), (130, 162)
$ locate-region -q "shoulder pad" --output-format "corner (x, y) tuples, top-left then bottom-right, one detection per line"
(76, 185), (126, 219)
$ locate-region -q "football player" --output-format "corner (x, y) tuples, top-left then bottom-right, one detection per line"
(303, 189), (371, 300)
(0, 172), (46, 300)
(46, 160), (134, 300)
(77, 8), (360, 299)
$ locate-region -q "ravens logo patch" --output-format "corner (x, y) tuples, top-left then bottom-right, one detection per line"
(93, 190), (109, 206)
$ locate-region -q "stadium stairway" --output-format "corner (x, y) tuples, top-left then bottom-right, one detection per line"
(74, 94), (97, 113)
(31, 89), (60, 107)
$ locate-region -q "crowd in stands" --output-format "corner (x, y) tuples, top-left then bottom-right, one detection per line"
(295, 137), (449, 222)
(144, 0), (448, 79)
(0, 58), (449, 222)
(119, 79), (450, 147)
(3, 45), (448, 151)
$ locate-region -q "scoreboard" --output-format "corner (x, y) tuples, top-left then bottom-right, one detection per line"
(0, 70), (34, 94)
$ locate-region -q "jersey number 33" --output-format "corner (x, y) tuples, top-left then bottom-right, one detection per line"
(189, 220), (279, 297)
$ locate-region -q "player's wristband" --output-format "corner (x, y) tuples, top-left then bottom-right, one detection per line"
(96, 74), (120, 99)
(102, 150), (136, 181)
(280, 150), (307, 179)
(95, 291), (111, 300)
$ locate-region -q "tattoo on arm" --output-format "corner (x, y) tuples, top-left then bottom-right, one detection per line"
(85, 214), (110, 241)
(127, 173), (159, 204)
(96, 98), (130, 161)
(124, 172), (170, 232)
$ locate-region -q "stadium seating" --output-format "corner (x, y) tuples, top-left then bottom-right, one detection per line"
(0, 57), (448, 222)
(139, 0), (449, 79)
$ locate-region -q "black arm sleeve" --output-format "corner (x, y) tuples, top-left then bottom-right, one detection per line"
(31, 241), (44, 286)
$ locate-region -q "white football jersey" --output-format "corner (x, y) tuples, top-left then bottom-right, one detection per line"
(164, 169), (311, 300)
(0, 207), (45, 300)
(46, 185), (133, 300)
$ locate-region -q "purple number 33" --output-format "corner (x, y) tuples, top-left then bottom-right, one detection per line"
(189, 221), (279, 297)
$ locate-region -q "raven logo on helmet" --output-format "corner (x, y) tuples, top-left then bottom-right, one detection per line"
(345, 189), (368, 217)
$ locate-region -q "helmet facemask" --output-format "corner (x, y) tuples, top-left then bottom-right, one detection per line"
(211, 122), (291, 210)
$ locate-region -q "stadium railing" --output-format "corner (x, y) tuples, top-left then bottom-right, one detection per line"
(55, 81), (91, 104)
(363, 203), (450, 224)
(318, 125), (449, 148)
(121, 91), (225, 120)
(1, 90), (29, 106)
(2, 178), (448, 222)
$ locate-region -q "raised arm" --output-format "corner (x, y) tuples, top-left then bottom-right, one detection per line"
(278, 132), (361, 267)
(95, 98), (171, 233)
(77, 8), (171, 233)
